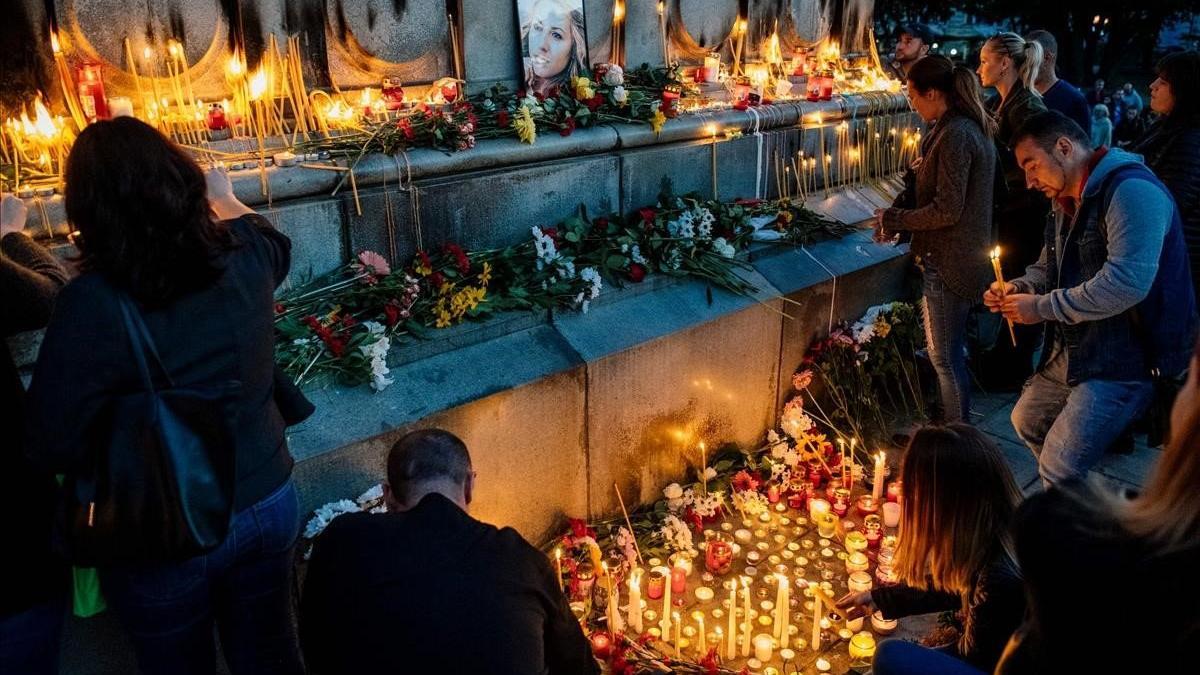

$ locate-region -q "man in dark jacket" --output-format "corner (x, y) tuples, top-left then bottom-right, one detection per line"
(300, 429), (598, 675)
(1028, 30), (1091, 135)
(0, 193), (69, 674)
(884, 23), (933, 81)
(987, 112), (1198, 486)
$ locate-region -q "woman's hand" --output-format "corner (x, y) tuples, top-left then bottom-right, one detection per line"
(873, 208), (891, 243)
(836, 590), (876, 618)
(204, 163), (253, 220)
(1, 193), (29, 237)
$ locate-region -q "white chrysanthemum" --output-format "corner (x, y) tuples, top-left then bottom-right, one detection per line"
(580, 266), (602, 299)
(659, 514), (696, 555)
(356, 484), (384, 505)
(712, 237), (736, 259)
(303, 499), (360, 539)
(630, 245), (647, 265)
(603, 65), (625, 86)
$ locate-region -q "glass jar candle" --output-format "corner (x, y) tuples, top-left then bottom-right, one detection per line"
(832, 489), (851, 517)
(847, 571), (873, 593)
(856, 495), (879, 517)
(844, 531), (868, 554)
(807, 459), (824, 486)
(381, 78), (405, 110)
(886, 481), (903, 503)
(845, 552), (870, 573)
(848, 631), (876, 659)
(871, 610), (898, 634)
(646, 568), (666, 600)
(883, 501), (902, 528)
(705, 535), (734, 575)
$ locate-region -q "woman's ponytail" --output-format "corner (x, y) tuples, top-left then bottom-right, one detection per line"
(908, 55), (997, 138)
(986, 32), (1044, 93)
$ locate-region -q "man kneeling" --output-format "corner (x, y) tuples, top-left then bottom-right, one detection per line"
(300, 429), (597, 674)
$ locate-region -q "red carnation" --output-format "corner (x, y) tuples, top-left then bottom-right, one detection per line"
(559, 116), (576, 136)
(568, 517), (596, 539)
(497, 110), (510, 127)
(415, 250), (432, 271)
(732, 470), (761, 493)
(628, 263), (646, 283)
(430, 271), (446, 289)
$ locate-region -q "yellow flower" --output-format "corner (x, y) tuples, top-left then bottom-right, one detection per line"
(651, 109), (667, 135)
(478, 261), (492, 287)
(434, 307), (452, 328)
(514, 106), (537, 145)
(573, 76), (595, 100)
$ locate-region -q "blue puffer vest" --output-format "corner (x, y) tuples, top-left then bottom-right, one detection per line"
(1039, 157), (1198, 385)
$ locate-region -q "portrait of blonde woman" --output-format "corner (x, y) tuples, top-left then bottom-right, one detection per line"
(519, 0), (588, 96)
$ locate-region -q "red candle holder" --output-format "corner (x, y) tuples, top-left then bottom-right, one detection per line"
(833, 488), (851, 517)
(856, 494), (880, 517)
(806, 77), (822, 102)
(661, 85), (682, 118)
(441, 80), (459, 103)
(382, 78), (405, 111)
(76, 62), (110, 122)
(646, 568), (666, 600)
(820, 71), (834, 101)
(704, 535), (734, 575)
(670, 564), (687, 595)
(807, 461), (824, 487)
(766, 485), (781, 504)
(206, 103), (229, 131)
(886, 481), (903, 503)
(825, 477), (842, 501)
(590, 631), (614, 659)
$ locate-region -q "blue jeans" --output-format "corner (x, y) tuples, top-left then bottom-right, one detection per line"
(922, 264), (974, 423)
(873, 639), (986, 675)
(0, 597), (66, 675)
(100, 480), (303, 675)
(1011, 354), (1154, 486)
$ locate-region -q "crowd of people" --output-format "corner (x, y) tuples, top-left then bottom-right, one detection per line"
(0, 25), (1198, 675)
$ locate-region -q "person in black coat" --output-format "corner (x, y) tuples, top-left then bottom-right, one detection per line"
(996, 336), (1200, 674)
(0, 194), (69, 674)
(1132, 50), (1200, 298)
(301, 429), (598, 675)
(25, 117), (307, 675)
(838, 425), (1026, 674)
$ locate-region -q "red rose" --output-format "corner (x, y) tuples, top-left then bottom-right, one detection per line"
(585, 93), (605, 111)
(430, 271), (446, 289)
(638, 207), (656, 224)
(497, 110), (510, 127)
(628, 263), (646, 283)
(274, 302), (285, 314)
(559, 117), (576, 136)
(341, 315), (357, 328)
(383, 303), (401, 327)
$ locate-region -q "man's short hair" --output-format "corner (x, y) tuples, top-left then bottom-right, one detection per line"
(1026, 30), (1057, 57)
(1013, 110), (1093, 154)
(387, 429), (472, 502)
(897, 23), (934, 45)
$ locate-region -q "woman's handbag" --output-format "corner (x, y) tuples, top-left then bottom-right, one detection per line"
(56, 293), (241, 565)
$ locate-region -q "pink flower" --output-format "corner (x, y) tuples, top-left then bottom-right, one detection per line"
(792, 370), (814, 390)
(357, 250), (391, 276)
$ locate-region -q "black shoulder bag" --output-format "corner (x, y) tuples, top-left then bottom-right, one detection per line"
(57, 294), (241, 565)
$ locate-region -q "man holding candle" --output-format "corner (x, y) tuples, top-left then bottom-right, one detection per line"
(300, 429), (597, 674)
(989, 111), (1199, 486)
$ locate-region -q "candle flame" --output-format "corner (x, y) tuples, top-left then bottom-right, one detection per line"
(990, 246), (1002, 260)
(705, 123), (717, 137)
(615, 1), (626, 21)
(248, 68), (268, 101)
(737, 18), (747, 34)
(50, 31), (61, 55)
(167, 40), (179, 58)
(27, 96), (60, 141)
(227, 51), (244, 78)
(143, 46), (153, 61)
(655, 1), (662, 17)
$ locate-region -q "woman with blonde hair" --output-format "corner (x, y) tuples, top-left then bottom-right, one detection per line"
(975, 32), (1049, 390)
(837, 424), (1025, 674)
(997, 339), (1200, 673)
(521, 0), (588, 97)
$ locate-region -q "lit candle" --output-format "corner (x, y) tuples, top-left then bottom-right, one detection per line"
(845, 552), (870, 573)
(696, 613), (707, 656)
(741, 577), (752, 657)
(848, 438), (857, 489)
(753, 633), (774, 662)
(108, 96), (134, 118)
(555, 548), (564, 592)
(673, 611), (682, 658)
(847, 571), (873, 593)
(628, 568), (643, 633)
(848, 631), (877, 659)
(726, 583), (737, 659)
(703, 52), (721, 81)
(871, 610), (898, 634)
(871, 452), (886, 502)
(732, 18), (747, 76)
(887, 481), (903, 503)
(991, 246), (1018, 346)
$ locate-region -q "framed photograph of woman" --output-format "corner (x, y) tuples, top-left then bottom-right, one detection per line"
(518, 0), (589, 96)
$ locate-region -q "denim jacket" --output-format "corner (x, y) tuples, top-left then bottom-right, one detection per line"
(1012, 149), (1197, 384)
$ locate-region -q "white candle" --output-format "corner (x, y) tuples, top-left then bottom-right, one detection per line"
(811, 587), (823, 651)
(773, 574), (786, 638)
(726, 583), (737, 659)
(609, 582), (623, 631)
(778, 575), (791, 648)
(673, 612), (682, 658)
(753, 633), (774, 662)
(697, 614), (707, 656)
(554, 548), (563, 592)
(659, 566), (673, 636)
(741, 578), (752, 657)
(703, 53), (721, 81)
(628, 568), (643, 633)
(883, 501), (902, 528)
(108, 96), (134, 117)
(872, 452), (887, 503)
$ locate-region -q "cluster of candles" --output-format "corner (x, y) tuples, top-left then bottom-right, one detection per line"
(569, 450), (906, 671)
(776, 112), (922, 203)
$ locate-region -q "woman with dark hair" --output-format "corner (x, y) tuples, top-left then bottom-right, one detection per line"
(996, 336), (1200, 673)
(976, 32), (1050, 390)
(837, 424), (1025, 674)
(25, 117), (304, 675)
(876, 55), (996, 423)
(0, 194), (69, 674)
(1132, 50), (1200, 297)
